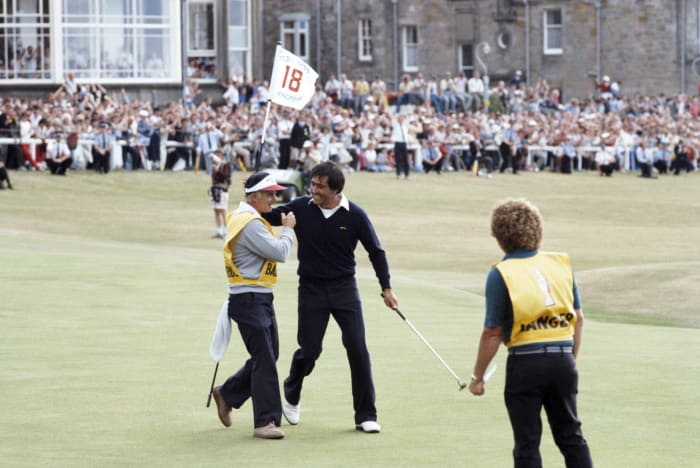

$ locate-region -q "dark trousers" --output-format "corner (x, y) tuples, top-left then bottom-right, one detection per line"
(560, 155), (573, 174)
(671, 156), (691, 175)
(147, 133), (161, 164)
(500, 142), (517, 173)
(47, 157), (73, 175)
(278, 138), (291, 169)
(477, 155), (494, 173)
(423, 153), (443, 174)
(638, 161), (653, 178)
(505, 353), (593, 468)
(122, 145), (141, 170)
(599, 163), (615, 176)
(92, 149), (110, 173)
(219, 292), (282, 428)
(165, 147), (190, 170)
(394, 142), (409, 178)
(0, 166), (12, 188)
(173, 147), (194, 169)
(4, 144), (22, 169)
(653, 160), (668, 175)
(485, 148), (501, 170)
(466, 142), (479, 170)
(284, 277), (377, 424)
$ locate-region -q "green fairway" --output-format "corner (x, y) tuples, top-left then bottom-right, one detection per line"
(1, 169), (699, 467)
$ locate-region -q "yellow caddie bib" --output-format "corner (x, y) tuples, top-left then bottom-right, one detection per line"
(495, 252), (577, 347)
(223, 212), (278, 288)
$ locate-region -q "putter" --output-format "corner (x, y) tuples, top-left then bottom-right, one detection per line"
(382, 294), (467, 390)
(205, 362), (219, 407)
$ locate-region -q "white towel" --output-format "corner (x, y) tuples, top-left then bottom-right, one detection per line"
(209, 299), (231, 362)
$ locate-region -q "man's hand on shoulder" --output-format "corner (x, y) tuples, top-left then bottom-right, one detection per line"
(281, 212), (296, 229)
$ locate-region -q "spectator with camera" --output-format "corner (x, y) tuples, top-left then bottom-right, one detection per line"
(209, 149), (232, 239)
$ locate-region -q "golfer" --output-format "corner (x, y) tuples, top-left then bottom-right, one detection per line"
(468, 198), (593, 468)
(263, 161), (399, 433)
(211, 172), (296, 440)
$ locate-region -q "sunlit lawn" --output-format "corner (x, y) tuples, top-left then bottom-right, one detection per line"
(2, 168), (699, 467)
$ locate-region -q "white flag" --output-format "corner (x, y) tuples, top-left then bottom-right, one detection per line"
(268, 45), (318, 110)
(209, 299), (231, 363)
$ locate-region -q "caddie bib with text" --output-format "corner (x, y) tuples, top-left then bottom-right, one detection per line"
(223, 212), (278, 288)
(495, 252), (576, 347)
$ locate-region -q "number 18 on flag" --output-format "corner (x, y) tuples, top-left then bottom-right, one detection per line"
(268, 44), (319, 110)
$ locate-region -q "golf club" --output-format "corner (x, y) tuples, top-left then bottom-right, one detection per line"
(382, 294), (467, 390)
(205, 362), (219, 407)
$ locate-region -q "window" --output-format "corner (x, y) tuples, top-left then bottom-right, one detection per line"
(358, 19), (372, 62)
(188, 0), (216, 79)
(0, 0), (178, 84)
(280, 15), (309, 62)
(0, 0), (51, 80)
(543, 9), (562, 55)
(228, 0), (248, 79)
(402, 25), (418, 72)
(458, 44), (473, 76)
(61, 0), (177, 82)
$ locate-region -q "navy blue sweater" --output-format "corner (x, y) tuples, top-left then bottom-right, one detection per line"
(263, 196), (391, 290)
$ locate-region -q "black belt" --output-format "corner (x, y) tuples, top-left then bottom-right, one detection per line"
(508, 345), (572, 356)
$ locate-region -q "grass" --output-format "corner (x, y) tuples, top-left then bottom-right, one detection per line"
(1, 168), (699, 467)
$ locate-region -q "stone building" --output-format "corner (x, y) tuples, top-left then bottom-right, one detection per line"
(259, 0), (700, 100)
(1, 0), (699, 101)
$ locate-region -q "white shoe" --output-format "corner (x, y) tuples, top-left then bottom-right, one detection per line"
(282, 398), (300, 425)
(355, 420), (381, 433)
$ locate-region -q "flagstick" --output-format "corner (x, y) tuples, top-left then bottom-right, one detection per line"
(205, 361), (220, 407)
(254, 99), (273, 171)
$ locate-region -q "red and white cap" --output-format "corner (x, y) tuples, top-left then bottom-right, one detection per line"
(244, 173), (286, 193)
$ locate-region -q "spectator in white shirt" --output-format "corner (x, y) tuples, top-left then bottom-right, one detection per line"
(595, 143), (616, 177)
(468, 70), (486, 111)
(222, 78), (240, 110)
(46, 132), (73, 175)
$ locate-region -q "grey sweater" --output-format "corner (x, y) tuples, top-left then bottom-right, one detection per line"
(228, 203), (295, 295)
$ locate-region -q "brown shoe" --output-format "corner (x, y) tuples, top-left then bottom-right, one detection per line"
(253, 422), (285, 439)
(212, 386), (232, 427)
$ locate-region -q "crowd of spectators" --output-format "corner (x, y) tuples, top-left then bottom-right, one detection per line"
(0, 42), (51, 80)
(0, 69), (698, 183)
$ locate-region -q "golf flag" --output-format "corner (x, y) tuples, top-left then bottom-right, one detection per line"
(209, 299), (231, 362)
(268, 44), (318, 110)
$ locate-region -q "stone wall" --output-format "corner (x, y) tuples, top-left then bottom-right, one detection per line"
(259, 0), (699, 99)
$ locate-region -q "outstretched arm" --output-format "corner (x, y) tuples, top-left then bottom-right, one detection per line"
(260, 200), (295, 226)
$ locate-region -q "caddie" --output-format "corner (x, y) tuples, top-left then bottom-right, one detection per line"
(468, 198), (593, 468)
(211, 172), (296, 439)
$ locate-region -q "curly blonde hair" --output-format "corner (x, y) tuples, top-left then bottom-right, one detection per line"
(490, 198), (543, 253)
